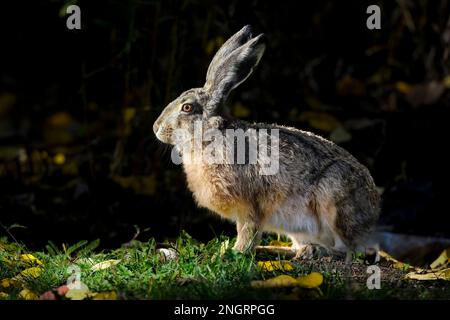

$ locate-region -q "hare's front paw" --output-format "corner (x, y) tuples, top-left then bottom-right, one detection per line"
(232, 236), (256, 254)
(232, 241), (250, 253)
(233, 220), (261, 254)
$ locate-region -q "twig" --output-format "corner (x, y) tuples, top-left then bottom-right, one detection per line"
(255, 245), (297, 259)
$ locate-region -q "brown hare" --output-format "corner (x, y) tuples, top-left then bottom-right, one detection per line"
(153, 25), (380, 260)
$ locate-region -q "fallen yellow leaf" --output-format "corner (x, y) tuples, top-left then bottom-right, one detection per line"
(20, 267), (42, 278)
(405, 268), (450, 281)
(123, 107), (136, 124)
(112, 175), (156, 196)
(205, 36), (224, 55)
(257, 260), (294, 272)
(251, 272), (324, 289)
(444, 76), (450, 88)
(232, 102), (251, 118)
(430, 248), (449, 270)
(21, 254), (43, 266)
(268, 240), (292, 247)
(48, 112), (73, 127)
(92, 291), (117, 300)
(395, 81), (412, 93)
(251, 275), (299, 288)
(379, 251), (414, 271)
(1, 278), (19, 288)
(296, 272), (323, 288)
(299, 111), (341, 132)
(53, 153), (66, 165)
(91, 259), (121, 271)
(19, 288), (39, 300)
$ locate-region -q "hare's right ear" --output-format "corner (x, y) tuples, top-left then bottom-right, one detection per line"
(203, 26), (266, 113)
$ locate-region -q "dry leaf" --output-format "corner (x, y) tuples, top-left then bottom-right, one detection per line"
(251, 275), (299, 288)
(92, 291), (117, 300)
(53, 153), (66, 165)
(296, 272), (323, 288)
(20, 267), (42, 278)
(20, 254), (43, 266)
(112, 175), (156, 195)
(257, 260), (294, 272)
(379, 251), (414, 271)
(337, 75), (366, 96)
(47, 112), (73, 127)
(299, 111), (342, 132)
(232, 102), (251, 118)
(396, 81), (445, 107)
(405, 268), (450, 281)
(395, 81), (412, 93)
(444, 76), (450, 88)
(267, 240), (292, 247)
(430, 248), (449, 270)
(205, 36), (224, 55)
(19, 288), (39, 300)
(91, 259), (121, 271)
(1, 278), (19, 288)
(123, 108), (136, 135)
(123, 107), (136, 124)
(251, 272), (323, 289)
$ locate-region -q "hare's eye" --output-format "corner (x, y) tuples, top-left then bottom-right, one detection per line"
(181, 103), (193, 113)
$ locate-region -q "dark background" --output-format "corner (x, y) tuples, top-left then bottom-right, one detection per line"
(0, 0), (449, 249)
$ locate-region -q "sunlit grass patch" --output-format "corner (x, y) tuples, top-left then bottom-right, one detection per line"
(1, 233), (449, 300)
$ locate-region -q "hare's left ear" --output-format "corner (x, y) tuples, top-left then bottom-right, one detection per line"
(203, 31), (266, 113)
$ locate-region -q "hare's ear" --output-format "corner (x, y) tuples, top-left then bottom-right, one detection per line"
(205, 25), (253, 88)
(204, 31), (266, 113)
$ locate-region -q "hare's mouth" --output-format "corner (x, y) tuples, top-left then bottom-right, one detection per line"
(155, 127), (174, 144)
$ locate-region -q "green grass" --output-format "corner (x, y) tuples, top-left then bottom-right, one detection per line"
(1, 232), (449, 300)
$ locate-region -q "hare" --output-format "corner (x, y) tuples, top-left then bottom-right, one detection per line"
(153, 25), (380, 260)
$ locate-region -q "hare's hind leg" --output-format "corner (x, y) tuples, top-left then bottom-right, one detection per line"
(293, 244), (318, 260)
(288, 233), (324, 260)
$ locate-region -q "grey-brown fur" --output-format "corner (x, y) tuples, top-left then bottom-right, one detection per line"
(153, 25), (380, 257)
